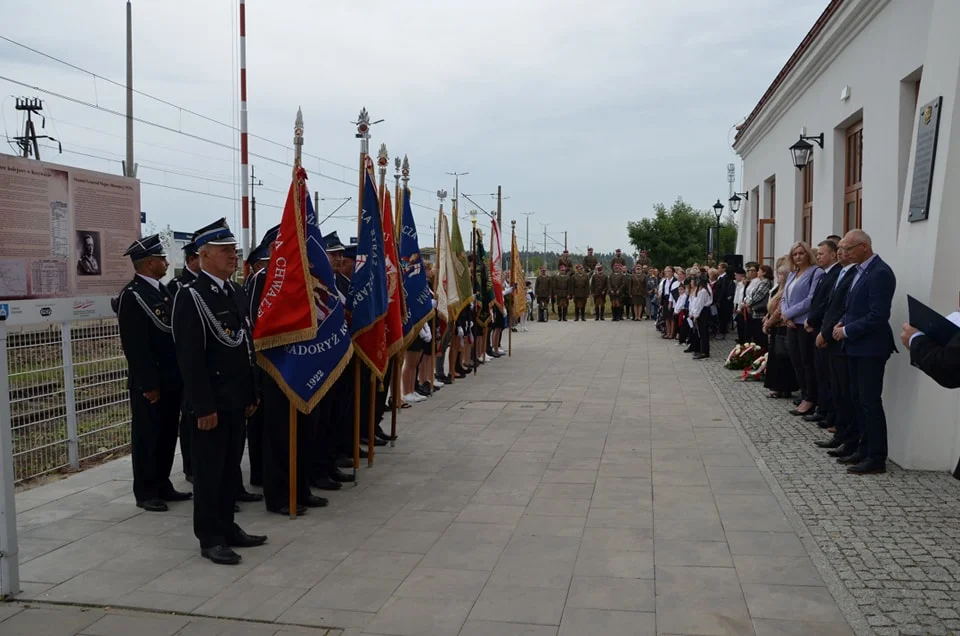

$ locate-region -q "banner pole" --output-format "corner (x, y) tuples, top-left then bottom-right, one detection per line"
(352, 107), (371, 485)
(368, 375), (376, 467)
(391, 356), (399, 446)
(288, 402), (297, 520)
(353, 359), (360, 484)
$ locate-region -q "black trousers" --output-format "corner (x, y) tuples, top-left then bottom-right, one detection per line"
(130, 388), (181, 503)
(245, 401), (264, 486)
(827, 347), (856, 443)
(192, 407), (244, 549)
(718, 302), (732, 334)
(786, 327), (817, 404)
(262, 376), (314, 509)
(735, 314), (747, 344)
(748, 317), (767, 349)
(848, 355), (889, 461)
(697, 313), (711, 355)
(178, 398), (194, 478)
(813, 343), (833, 418)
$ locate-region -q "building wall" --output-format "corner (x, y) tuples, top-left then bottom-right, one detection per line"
(735, 0), (960, 471)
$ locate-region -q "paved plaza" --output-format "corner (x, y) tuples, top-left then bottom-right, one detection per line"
(9, 319), (955, 635)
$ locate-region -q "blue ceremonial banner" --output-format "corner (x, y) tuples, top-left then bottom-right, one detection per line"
(399, 186), (435, 344)
(256, 172), (353, 413)
(348, 159), (390, 376)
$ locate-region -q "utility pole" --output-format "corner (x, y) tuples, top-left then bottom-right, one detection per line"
(540, 222), (551, 267)
(123, 0), (136, 177)
(249, 166), (263, 245)
(496, 185), (502, 228)
(314, 191), (320, 228)
(564, 231), (567, 251)
(521, 211), (534, 274)
(13, 98), (59, 160)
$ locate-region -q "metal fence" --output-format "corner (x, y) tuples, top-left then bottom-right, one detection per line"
(6, 319), (130, 484)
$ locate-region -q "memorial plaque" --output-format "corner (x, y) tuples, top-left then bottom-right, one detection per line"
(908, 96), (943, 222)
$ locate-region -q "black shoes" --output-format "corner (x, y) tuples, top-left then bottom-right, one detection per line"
(360, 437), (388, 447)
(227, 529), (267, 548)
(161, 489), (192, 502)
(803, 412), (826, 422)
(847, 459), (886, 475)
(267, 504), (307, 516)
(376, 425), (398, 442)
(815, 437), (843, 449)
(236, 491), (263, 503)
(693, 353), (710, 360)
(202, 545), (242, 565)
(330, 468), (355, 483)
(836, 452), (865, 465)
(789, 408), (814, 417)
(137, 499), (168, 512)
(300, 494), (329, 508)
(436, 374), (453, 385)
(312, 475), (343, 491)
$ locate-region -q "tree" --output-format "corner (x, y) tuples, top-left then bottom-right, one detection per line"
(627, 198), (738, 269)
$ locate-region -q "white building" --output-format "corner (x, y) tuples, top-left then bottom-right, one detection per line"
(732, 0), (960, 471)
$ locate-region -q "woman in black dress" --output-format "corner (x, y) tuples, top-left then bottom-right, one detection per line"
(762, 258), (800, 398)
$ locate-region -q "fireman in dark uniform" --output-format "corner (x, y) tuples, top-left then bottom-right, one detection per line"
(116, 235), (190, 512)
(172, 218), (266, 565)
(167, 241), (200, 483)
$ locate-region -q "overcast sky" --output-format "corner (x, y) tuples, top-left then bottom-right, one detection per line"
(1, 0), (827, 254)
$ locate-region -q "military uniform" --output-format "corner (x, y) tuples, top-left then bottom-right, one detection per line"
(557, 253), (573, 274)
(241, 265), (266, 490)
(571, 269), (590, 321)
(629, 271), (646, 320)
(582, 253), (598, 272)
(166, 249), (198, 482)
(535, 271), (553, 322)
(552, 271), (572, 321)
(610, 253), (627, 269)
(608, 269), (626, 321)
(172, 219), (264, 565)
(116, 236), (185, 512)
(590, 269), (608, 320)
(637, 252), (651, 269)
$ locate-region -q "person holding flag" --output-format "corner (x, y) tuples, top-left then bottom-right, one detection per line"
(253, 111), (353, 514)
(398, 174), (437, 400)
(488, 220), (506, 357)
(349, 154), (390, 455)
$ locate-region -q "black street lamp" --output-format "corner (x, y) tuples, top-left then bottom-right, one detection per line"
(712, 199), (724, 256)
(789, 133), (824, 170)
(728, 191), (749, 213)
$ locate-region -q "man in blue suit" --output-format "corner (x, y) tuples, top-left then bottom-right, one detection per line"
(832, 230), (897, 474)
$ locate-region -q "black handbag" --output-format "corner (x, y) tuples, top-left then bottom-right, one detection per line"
(772, 330), (790, 358)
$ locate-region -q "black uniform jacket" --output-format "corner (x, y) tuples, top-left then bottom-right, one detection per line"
(117, 275), (182, 393)
(910, 332), (960, 389)
(172, 271), (256, 417)
(805, 264), (841, 332)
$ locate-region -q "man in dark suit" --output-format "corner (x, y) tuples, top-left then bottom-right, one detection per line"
(167, 242), (200, 483)
(803, 240), (841, 425)
(116, 235), (191, 512)
(901, 319), (960, 389)
(815, 247), (857, 455)
(715, 263), (734, 340)
(833, 230), (897, 475)
(172, 218), (267, 565)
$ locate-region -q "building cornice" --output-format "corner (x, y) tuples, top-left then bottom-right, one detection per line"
(733, 0), (892, 158)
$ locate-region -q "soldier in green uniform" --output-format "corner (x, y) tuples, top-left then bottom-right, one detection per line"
(637, 250), (651, 269)
(557, 249), (573, 274)
(552, 264), (572, 321)
(570, 264), (590, 322)
(630, 264), (647, 321)
(608, 263), (627, 321)
(590, 264), (608, 321)
(582, 247), (598, 273)
(610, 249), (627, 270)
(534, 265), (553, 323)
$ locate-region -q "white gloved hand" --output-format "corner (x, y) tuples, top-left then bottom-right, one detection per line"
(420, 324), (432, 343)
(431, 299), (437, 309)
(457, 326), (464, 337)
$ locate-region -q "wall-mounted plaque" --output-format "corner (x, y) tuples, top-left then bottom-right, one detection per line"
(908, 96), (943, 222)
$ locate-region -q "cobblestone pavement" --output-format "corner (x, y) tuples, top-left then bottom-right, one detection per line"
(699, 337), (960, 636)
(10, 321), (858, 635)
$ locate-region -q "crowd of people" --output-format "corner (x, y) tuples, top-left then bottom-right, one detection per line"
(528, 231), (900, 477)
(115, 218), (517, 566)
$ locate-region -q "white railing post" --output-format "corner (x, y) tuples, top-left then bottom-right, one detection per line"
(0, 325), (21, 598)
(61, 323), (79, 470)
